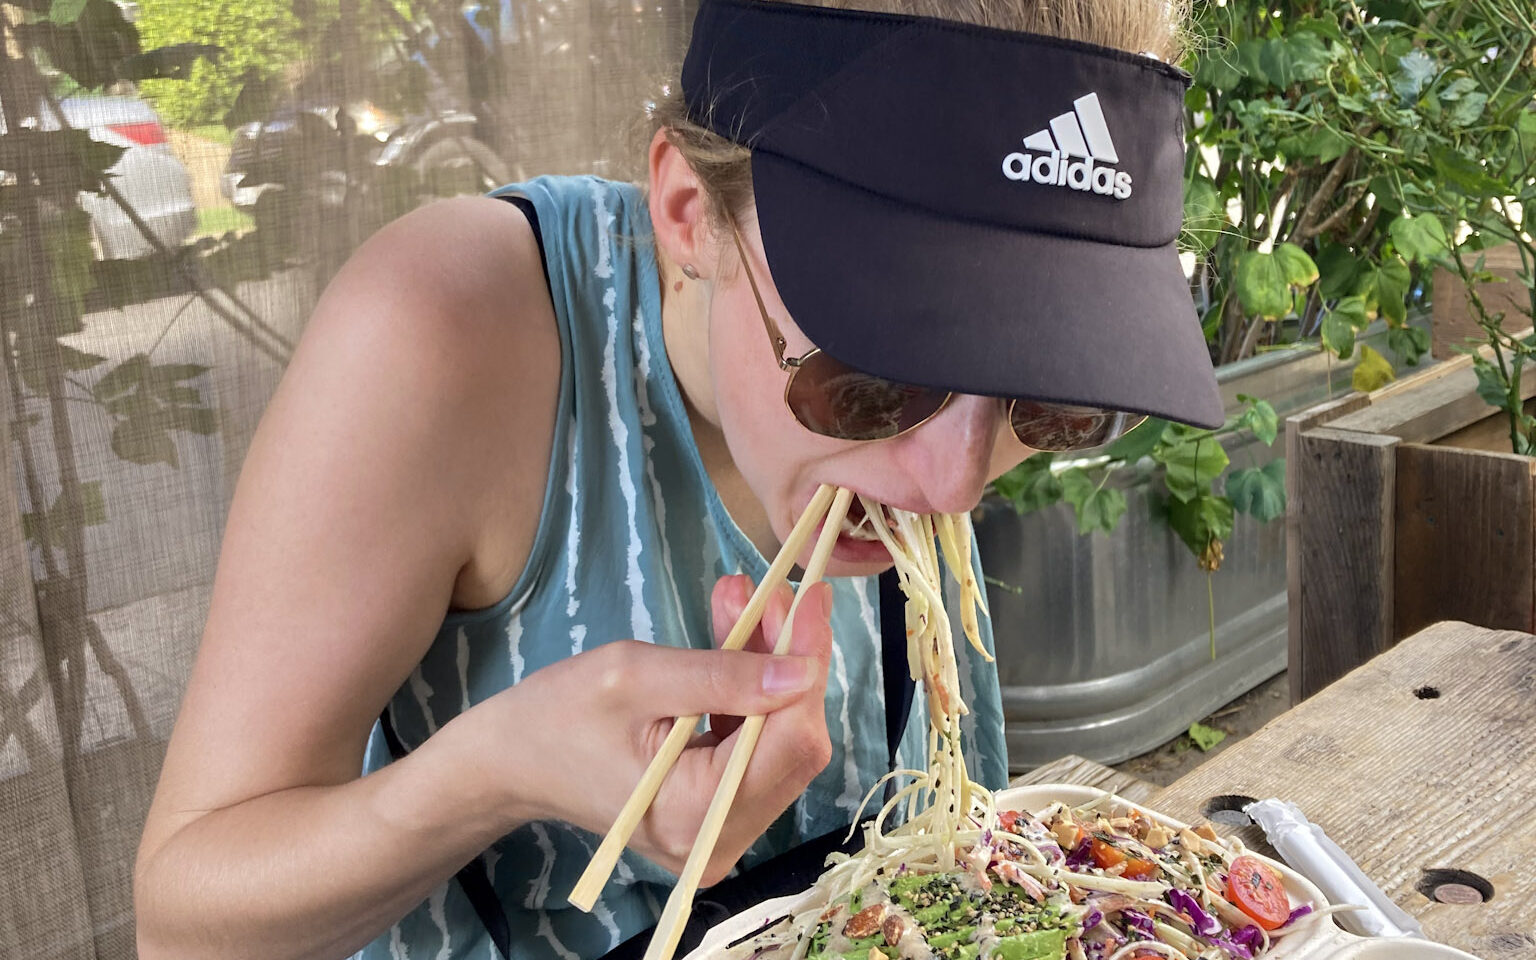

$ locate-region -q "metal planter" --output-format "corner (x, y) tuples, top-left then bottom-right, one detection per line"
(978, 343), (1367, 770)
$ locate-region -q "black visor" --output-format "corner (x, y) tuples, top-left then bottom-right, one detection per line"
(681, 0), (1224, 429)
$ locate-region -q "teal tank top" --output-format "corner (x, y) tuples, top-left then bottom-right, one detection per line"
(357, 175), (1008, 960)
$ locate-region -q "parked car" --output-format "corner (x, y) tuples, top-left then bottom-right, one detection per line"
(45, 94), (198, 259)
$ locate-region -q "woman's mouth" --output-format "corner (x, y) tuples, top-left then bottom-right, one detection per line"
(840, 495), (885, 541)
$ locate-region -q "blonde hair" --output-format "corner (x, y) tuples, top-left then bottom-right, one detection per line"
(649, 0), (1190, 229)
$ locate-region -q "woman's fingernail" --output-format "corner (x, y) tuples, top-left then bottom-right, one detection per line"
(762, 656), (815, 695)
(813, 582), (833, 619)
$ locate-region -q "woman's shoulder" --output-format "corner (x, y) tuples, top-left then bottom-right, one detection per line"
(285, 194), (564, 608)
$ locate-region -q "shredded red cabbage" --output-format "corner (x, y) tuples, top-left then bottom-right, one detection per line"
(1065, 842), (1094, 869)
(1232, 925), (1264, 951)
(1121, 909), (1156, 939)
(1081, 909), (1103, 934)
(1283, 904), (1313, 927)
(1165, 888), (1221, 936)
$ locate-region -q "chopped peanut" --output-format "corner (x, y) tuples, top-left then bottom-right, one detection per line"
(1195, 822), (1220, 842)
(1144, 825), (1173, 849)
(882, 914), (908, 947)
(844, 903), (889, 939)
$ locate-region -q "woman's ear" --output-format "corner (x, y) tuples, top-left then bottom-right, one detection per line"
(648, 128), (715, 279)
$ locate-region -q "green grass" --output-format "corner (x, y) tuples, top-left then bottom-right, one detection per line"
(195, 205), (254, 238)
(187, 124), (236, 147)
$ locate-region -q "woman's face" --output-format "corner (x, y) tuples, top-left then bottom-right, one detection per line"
(707, 215), (1034, 578)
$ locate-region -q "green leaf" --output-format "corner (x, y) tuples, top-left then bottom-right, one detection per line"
(1165, 491), (1235, 556)
(57, 344), (107, 373)
(46, 208), (97, 316)
(1234, 39), (1268, 84)
(1388, 326), (1431, 366)
(1471, 357), (1509, 410)
(1284, 32), (1332, 82)
(1259, 38), (1296, 89)
(1316, 240), (1370, 301)
(0, 129), (126, 195)
(1187, 722), (1228, 752)
(1226, 459), (1287, 523)
(1193, 48), (1244, 92)
(1438, 77), (1478, 101)
(1104, 417), (1169, 463)
(1182, 176), (1224, 253)
(1372, 257), (1413, 326)
(119, 43), (221, 83)
(1302, 126), (1350, 164)
(1273, 242), (1320, 287)
(991, 454), (1063, 513)
(1237, 397), (1279, 446)
(1393, 48), (1436, 101)
(1236, 250), (1291, 320)
(93, 353), (150, 401)
(1427, 146), (1506, 197)
(165, 405), (219, 435)
(111, 419), (180, 468)
(1389, 214), (1449, 264)
(1061, 469), (1127, 536)
(1321, 296), (1370, 360)
(1352, 344), (1397, 392)
(49, 0), (88, 24)
(1449, 92), (1488, 128)
(15, 0), (139, 90)
(1160, 435), (1230, 503)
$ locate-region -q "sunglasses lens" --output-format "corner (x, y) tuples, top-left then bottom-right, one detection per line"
(786, 352), (950, 441)
(1010, 400), (1146, 452)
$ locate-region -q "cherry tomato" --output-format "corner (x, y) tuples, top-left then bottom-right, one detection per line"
(1088, 838), (1158, 880)
(1226, 855), (1292, 930)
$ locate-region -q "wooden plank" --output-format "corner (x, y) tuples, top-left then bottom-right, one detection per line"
(1291, 427), (1399, 702)
(1325, 358), (1536, 445)
(1285, 394), (1375, 705)
(1432, 244), (1531, 360)
(1438, 398), (1536, 453)
(1394, 444), (1536, 639)
(1008, 755), (1160, 806)
(1148, 622), (1536, 960)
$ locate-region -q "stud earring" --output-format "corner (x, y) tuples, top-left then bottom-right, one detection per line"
(681, 263), (700, 280)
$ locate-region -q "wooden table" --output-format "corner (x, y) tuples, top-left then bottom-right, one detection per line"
(1012, 621), (1535, 960)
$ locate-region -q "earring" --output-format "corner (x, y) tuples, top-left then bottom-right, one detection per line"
(681, 263), (700, 280)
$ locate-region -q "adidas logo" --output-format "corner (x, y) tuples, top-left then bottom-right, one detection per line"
(1001, 92), (1133, 200)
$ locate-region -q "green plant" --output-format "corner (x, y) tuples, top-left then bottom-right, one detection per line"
(1348, 0), (1534, 453)
(991, 0), (1533, 587)
(1190, 0), (1534, 447)
(134, 0), (314, 128)
(1, 0), (224, 760)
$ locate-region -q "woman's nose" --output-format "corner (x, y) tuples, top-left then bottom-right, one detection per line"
(892, 394), (1003, 514)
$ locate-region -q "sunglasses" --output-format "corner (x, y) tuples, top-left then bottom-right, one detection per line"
(726, 223), (1147, 451)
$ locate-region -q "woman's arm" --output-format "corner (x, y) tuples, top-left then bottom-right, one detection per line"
(134, 195), (562, 960)
(134, 196), (840, 960)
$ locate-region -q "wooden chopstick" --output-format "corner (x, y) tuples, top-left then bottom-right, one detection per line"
(642, 486), (856, 960)
(569, 483), (840, 911)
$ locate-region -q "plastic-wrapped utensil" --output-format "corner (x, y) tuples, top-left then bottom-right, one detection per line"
(1244, 798), (1424, 939)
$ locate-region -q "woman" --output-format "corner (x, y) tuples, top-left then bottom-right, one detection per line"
(134, 2), (1222, 959)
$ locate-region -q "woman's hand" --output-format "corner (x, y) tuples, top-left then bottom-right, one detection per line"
(464, 575), (835, 885)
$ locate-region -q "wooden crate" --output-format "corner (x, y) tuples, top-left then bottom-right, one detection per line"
(1431, 244), (1532, 359)
(1287, 352), (1536, 701)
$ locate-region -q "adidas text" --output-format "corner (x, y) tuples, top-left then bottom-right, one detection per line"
(1002, 91), (1133, 200)
(1002, 152), (1133, 199)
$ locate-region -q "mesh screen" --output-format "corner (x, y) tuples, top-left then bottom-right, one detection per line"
(0, 2), (696, 954)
